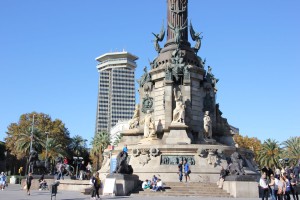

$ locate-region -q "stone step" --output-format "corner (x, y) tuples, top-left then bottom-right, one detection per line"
(133, 192), (231, 197)
(132, 182), (231, 197)
(140, 190), (228, 195)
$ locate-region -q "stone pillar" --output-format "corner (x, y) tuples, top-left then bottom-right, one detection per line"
(167, 0), (188, 42)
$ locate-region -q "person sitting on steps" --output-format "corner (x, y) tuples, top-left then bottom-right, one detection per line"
(152, 179), (163, 192)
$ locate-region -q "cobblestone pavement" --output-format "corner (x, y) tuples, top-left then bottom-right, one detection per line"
(1, 184), (260, 200)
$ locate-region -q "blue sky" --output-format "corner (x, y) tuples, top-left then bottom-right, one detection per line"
(0, 0), (299, 146)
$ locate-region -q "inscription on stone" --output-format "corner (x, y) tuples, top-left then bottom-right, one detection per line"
(160, 155), (195, 165)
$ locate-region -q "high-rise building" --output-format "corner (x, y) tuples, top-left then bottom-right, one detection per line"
(95, 51), (138, 134)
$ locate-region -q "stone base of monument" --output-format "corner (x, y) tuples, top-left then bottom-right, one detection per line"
(58, 180), (91, 191)
(100, 144), (259, 187)
(104, 174), (139, 196)
(165, 122), (191, 144)
(222, 175), (259, 198)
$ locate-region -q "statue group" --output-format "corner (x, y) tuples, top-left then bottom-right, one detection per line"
(28, 150), (50, 175)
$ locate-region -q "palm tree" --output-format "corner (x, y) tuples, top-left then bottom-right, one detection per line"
(281, 137), (300, 166)
(16, 127), (44, 156)
(69, 135), (87, 157)
(45, 138), (67, 161)
(257, 138), (282, 169)
(113, 134), (123, 146)
(90, 131), (111, 170)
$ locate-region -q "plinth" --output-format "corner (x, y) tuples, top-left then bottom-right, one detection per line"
(105, 174), (139, 196)
(165, 122), (191, 144)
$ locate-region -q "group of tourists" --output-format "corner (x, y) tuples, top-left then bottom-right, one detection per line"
(178, 160), (191, 182)
(259, 164), (299, 200)
(142, 175), (164, 192)
(0, 172), (7, 190)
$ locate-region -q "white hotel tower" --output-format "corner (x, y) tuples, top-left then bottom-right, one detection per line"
(95, 51), (138, 134)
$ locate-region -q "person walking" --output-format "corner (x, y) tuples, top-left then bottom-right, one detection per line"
(0, 172), (6, 190)
(183, 160), (190, 182)
(91, 172), (101, 200)
(57, 162), (64, 180)
(178, 160), (183, 182)
(26, 173), (33, 195)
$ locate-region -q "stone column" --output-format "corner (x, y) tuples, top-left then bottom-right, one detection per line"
(167, 0), (188, 42)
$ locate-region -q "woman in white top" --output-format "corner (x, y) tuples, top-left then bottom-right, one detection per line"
(259, 173), (269, 200)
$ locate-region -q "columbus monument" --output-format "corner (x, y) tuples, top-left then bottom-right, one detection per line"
(100, 0), (259, 193)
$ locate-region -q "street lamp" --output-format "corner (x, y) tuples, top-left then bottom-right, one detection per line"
(45, 132), (49, 159)
(4, 151), (7, 175)
(73, 156), (83, 179)
(29, 114), (35, 153)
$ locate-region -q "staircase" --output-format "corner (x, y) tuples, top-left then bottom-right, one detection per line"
(132, 182), (231, 197)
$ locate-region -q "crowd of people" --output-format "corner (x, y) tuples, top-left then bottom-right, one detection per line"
(259, 164), (299, 200)
(142, 175), (164, 192)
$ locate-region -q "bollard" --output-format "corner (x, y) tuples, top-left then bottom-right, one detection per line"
(51, 181), (60, 200)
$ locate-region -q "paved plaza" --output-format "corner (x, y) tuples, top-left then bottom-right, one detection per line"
(1, 184), (261, 200)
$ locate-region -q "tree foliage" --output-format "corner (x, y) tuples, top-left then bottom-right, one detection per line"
(281, 137), (300, 166)
(233, 133), (261, 160)
(0, 141), (5, 161)
(5, 112), (71, 160)
(90, 131), (111, 171)
(69, 135), (88, 157)
(257, 138), (282, 168)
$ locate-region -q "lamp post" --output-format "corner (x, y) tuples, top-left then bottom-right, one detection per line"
(4, 151), (7, 175)
(29, 114), (35, 153)
(45, 132), (49, 159)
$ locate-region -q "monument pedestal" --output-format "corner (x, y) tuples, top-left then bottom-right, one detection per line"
(105, 174), (139, 196)
(222, 175), (259, 198)
(165, 122), (191, 144)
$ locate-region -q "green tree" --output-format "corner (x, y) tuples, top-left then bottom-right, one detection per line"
(281, 137), (300, 166)
(69, 135), (87, 156)
(257, 138), (282, 169)
(44, 138), (67, 163)
(90, 131), (111, 171)
(5, 112), (71, 160)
